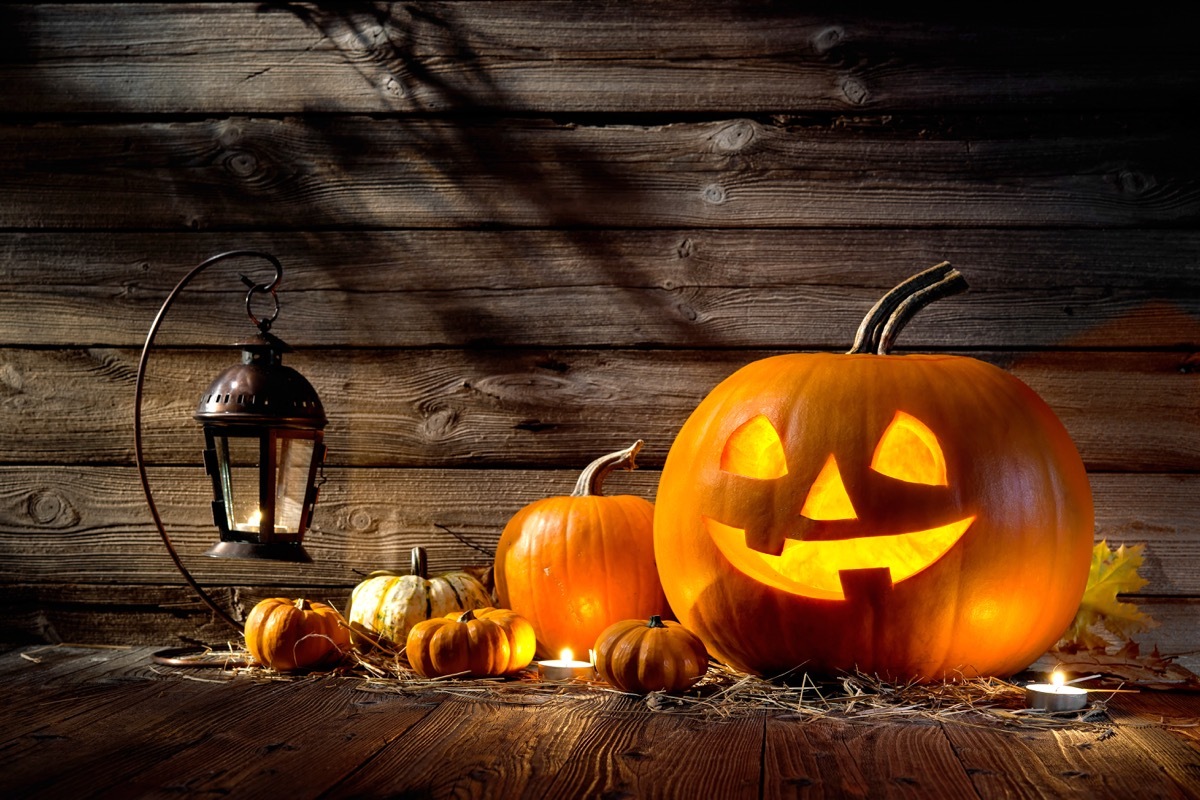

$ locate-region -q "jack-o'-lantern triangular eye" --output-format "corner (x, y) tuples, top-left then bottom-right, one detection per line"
(721, 415), (788, 479)
(871, 411), (948, 486)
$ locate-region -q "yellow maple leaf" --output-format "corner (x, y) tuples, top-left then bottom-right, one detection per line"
(1058, 540), (1157, 650)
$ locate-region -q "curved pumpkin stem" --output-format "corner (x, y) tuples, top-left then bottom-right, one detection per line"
(410, 546), (428, 579)
(647, 615), (665, 628)
(457, 609), (477, 623)
(571, 440), (644, 498)
(848, 262), (967, 355)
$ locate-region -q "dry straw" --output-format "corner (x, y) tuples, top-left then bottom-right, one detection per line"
(216, 638), (1116, 733)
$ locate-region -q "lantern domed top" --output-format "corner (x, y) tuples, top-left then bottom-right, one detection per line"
(194, 335), (326, 430)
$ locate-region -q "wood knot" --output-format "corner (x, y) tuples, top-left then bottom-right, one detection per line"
(420, 407), (459, 439)
(813, 26), (845, 54)
(702, 184), (727, 205)
(1110, 169), (1155, 196)
(0, 363), (24, 393)
(348, 509), (375, 532)
(711, 120), (757, 153)
(841, 77), (869, 105)
(224, 150), (260, 178)
(27, 489), (80, 528)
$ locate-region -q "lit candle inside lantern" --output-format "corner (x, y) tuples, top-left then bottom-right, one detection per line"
(1025, 670), (1088, 712)
(537, 648), (595, 682)
(238, 508), (263, 532)
(236, 508), (287, 534)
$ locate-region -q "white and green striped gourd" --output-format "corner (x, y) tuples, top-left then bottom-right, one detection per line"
(347, 546), (491, 650)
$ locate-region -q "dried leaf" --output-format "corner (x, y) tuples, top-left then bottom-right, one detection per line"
(1059, 540), (1156, 650)
(1042, 641), (1200, 690)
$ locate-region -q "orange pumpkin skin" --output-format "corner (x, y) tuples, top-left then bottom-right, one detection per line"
(594, 616), (709, 694)
(406, 609), (514, 678)
(470, 607), (538, 674)
(244, 598), (350, 672)
(654, 269), (1094, 682)
(495, 442), (670, 657)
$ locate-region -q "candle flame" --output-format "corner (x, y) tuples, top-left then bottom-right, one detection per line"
(246, 508), (263, 527)
(1051, 670), (1065, 688)
(559, 648), (573, 662)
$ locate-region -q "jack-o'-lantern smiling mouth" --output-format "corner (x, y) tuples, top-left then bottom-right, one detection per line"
(705, 515), (976, 601)
(703, 410), (977, 601)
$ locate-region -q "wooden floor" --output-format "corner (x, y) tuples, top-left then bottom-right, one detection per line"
(3, 646), (1200, 799)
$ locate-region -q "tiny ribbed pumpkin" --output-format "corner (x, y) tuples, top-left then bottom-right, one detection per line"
(593, 616), (709, 694)
(469, 607), (538, 674)
(244, 597), (350, 672)
(406, 608), (533, 678)
(494, 441), (670, 657)
(347, 546), (491, 650)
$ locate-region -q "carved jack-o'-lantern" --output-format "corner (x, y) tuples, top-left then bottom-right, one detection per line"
(654, 264), (1094, 681)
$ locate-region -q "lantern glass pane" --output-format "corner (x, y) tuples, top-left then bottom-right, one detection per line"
(275, 436), (314, 533)
(218, 435), (263, 534)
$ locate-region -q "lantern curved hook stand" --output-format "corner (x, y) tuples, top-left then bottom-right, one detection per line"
(134, 250), (285, 639)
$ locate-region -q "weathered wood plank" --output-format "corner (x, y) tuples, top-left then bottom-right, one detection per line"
(943, 721), (1195, 799)
(1108, 692), (1200, 750)
(2, 678), (258, 797)
(322, 695), (616, 799)
(537, 695), (762, 799)
(4, 647), (1200, 800)
(2, 677), (436, 800)
(2, 230), (1198, 349)
(2, 468), (1197, 594)
(2, 5), (1195, 113)
(7, 230), (1200, 294)
(0, 348), (1194, 470)
(764, 715), (978, 798)
(1, 117), (1195, 230)
(1105, 705), (1200, 797)
(103, 684), (439, 800)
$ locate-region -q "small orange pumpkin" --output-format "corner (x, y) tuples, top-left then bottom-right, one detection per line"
(593, 616), (709, 694)
(406, 608), (535, 678)
(244, 597), (350, 672)
(469, 607), (537, 675)
(494, 441), (670, 657)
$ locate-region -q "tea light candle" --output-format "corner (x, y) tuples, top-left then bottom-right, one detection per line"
(537, 648), (595, 682)
(1025, 671), (1088, 712)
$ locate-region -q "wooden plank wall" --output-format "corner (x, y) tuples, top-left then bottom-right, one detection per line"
(1, 5), (1197, 663)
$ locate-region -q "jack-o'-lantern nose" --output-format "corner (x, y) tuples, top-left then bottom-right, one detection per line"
(800, 455), (858, 521)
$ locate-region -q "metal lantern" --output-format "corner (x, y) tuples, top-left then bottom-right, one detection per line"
(134, 250), (328, 632)
(196, 332), (327, 562)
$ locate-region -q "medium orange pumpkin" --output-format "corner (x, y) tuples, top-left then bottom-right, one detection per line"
(654, 264), (1094, 681)
(594, 616), (709, 694)
(406, 608), (532, 678)
(244, 597), (350, 672)
(494, 441), (670, 657)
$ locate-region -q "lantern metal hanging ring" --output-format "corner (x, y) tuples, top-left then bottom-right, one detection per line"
(134, 250), (328, 633)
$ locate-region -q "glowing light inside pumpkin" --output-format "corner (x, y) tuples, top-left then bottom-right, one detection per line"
(871, 411), (948, 486)
(800, 455), (857, 521)
(707, 410), (973, 600)
(721, 414), (788, 479)
(706, 515), (975, 600)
